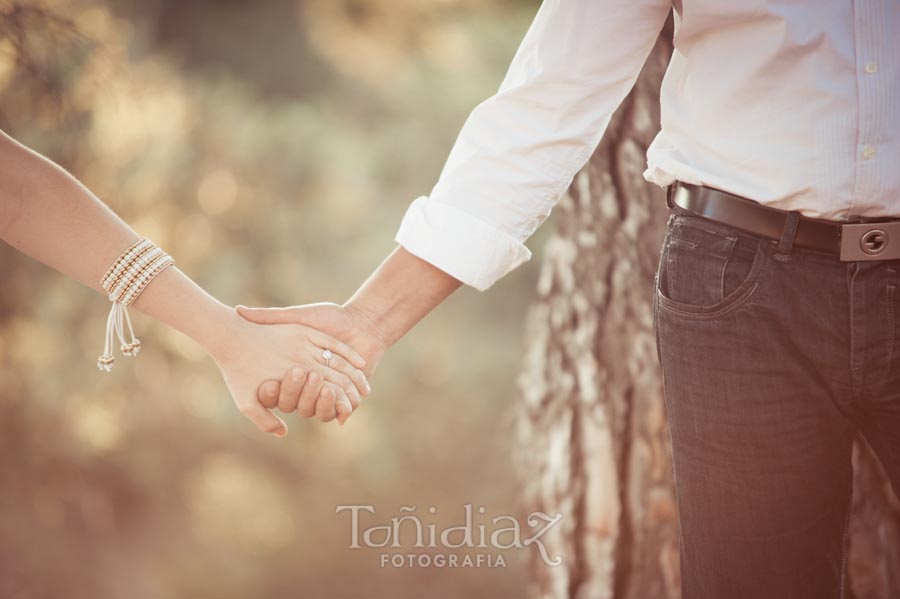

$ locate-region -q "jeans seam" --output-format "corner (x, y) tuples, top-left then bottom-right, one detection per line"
(718, 237), (738, 301)
(839, 478), (852, 599)
(848, 263), (862, 402)
(885, 285), (895, 381)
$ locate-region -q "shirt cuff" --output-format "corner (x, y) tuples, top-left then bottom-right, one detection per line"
(395, 196), (533, 292)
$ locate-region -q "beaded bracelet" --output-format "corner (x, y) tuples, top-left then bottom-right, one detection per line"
(97, 238), (175, 372)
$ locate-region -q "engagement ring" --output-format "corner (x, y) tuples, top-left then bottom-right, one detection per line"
(322, 349), (333, 368)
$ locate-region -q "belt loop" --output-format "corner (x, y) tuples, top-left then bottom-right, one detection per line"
(666, 180), (678, 209)
(773, 211), (801, 263)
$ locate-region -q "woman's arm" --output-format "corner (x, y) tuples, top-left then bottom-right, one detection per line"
(0, 129), (370, 434)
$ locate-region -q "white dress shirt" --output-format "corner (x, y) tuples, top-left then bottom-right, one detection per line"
(394, 0), (900, 291)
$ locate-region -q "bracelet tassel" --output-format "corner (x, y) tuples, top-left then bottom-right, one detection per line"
(96, 238), (173, 372)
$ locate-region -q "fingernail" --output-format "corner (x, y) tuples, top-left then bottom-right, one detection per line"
(365, 383), (372, 394)
(275, 427), (287, 437)
(308, 372), (320, 385)
(235, 304), (246, 310)
(292, 368), (304, 382)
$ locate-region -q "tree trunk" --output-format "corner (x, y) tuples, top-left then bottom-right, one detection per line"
(514, 14), (900, 599)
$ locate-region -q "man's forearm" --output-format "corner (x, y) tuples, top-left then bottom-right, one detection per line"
(343, 246), (462, 348)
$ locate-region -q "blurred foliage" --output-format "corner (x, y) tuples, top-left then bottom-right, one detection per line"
(0, 0), (551, 597)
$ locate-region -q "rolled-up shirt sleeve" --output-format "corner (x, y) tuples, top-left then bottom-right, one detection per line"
(395, 0), (671, 291)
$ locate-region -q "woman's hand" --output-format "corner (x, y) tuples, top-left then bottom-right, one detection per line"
(237, 303), (388, 425)
(236, 248), (461, 426)
(0, 130), (371, 437)
(204, 308), (370, 436)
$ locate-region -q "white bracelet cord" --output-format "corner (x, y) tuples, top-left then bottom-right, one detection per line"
(97, 239), (173, 372)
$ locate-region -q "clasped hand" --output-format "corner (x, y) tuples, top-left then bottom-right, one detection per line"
(208, 302), (385, 437)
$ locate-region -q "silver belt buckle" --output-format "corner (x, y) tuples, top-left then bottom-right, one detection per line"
(839, 222), (900, 261)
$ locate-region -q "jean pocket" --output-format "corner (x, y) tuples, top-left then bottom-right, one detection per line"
(655, 215), (772, 319)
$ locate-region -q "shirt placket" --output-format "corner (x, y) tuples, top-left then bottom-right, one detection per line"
(848, 0), (885, 218)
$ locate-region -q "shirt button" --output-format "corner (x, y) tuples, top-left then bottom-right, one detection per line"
(864, 62), (878, 74)
(862, 146), (876, 159)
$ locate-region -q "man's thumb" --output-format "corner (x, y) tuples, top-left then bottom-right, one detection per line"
(235, 305), (298, 324)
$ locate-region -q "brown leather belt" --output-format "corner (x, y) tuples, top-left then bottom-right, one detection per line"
(668, 181), (900, 261)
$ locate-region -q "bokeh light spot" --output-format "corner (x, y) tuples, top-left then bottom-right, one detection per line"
(197, 169), (239, 215)
(185, 453), (297, 553)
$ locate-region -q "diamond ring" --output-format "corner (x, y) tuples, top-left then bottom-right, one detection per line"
(322, 349), (333, 368)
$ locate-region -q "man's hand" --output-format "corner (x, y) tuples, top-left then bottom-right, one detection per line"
(236, 247), (463, 425)
(235, 302), (388, 424)
(207, 306), (370, 436)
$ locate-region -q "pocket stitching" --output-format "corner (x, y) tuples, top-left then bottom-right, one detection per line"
(668, 238), (698, 250)
(656, 237), (772, 320)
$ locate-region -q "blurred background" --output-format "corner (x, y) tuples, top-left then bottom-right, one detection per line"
(0, 1), (550, 597)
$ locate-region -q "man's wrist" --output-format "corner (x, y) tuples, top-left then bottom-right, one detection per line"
(342, 246), (462, 353)
(343, 300), (392, 352)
